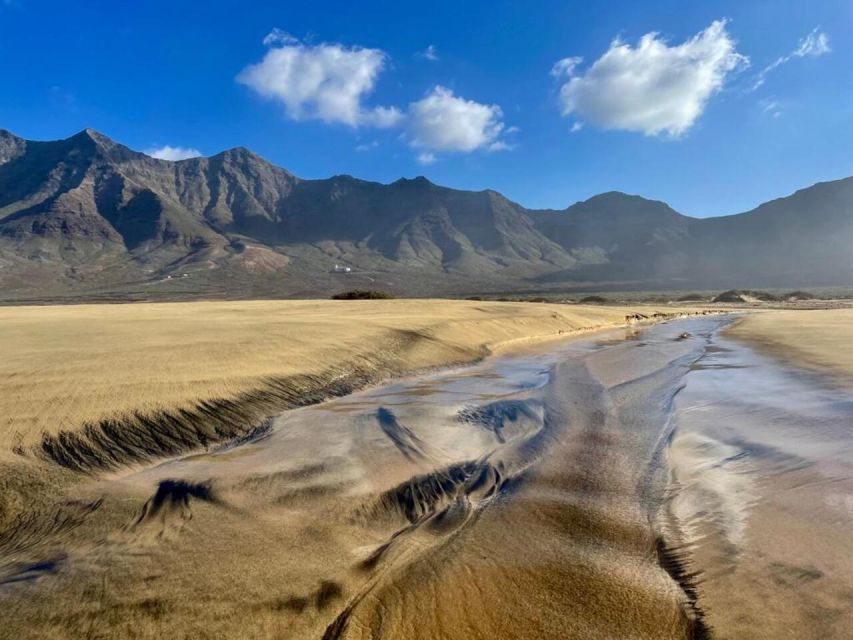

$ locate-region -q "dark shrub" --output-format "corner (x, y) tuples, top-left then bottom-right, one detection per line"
(579, 295), (608, 304)
(331, 290), (394, 300)
(712, 290), (746, 303)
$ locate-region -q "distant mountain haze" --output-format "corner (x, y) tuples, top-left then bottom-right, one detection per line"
(0, 128), (851, 300)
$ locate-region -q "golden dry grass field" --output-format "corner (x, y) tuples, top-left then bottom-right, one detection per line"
(0, 299), (693, 457)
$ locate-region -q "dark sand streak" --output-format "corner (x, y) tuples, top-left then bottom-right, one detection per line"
(320, 320), (725, 639)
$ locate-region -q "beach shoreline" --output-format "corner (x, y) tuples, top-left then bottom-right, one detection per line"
(725, 309), (853, 388)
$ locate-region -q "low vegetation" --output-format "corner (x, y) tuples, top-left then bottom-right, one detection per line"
(331, 290), (395, 300)
(712, 289), (780, 303)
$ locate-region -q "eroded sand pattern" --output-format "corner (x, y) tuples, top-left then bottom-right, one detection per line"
(2, 316), (852, 639)
(670, 328), (853, 639)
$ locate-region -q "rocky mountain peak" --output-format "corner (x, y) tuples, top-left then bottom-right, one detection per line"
(0, 129), (27, 165)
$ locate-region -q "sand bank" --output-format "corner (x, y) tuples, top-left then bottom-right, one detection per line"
(0, 299), (705, 459)
(727, 309), (853, 384)
(671, 318), (853, 639)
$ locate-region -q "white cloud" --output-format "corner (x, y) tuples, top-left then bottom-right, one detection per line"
(262, 28), (299, 47)
(406, 86), (507, 154)
(550, 56), (582, 77)
(239, 34), (514, 162)
(238, 35), (402, 128)
(553, 19), (747, 137)
(418, 44), (439, 61)
(355, 140), (379, 152)
(795, 28), (831, 57)
(487, 141), (514, 151)
(753, 28), (831, 89)
(363, 105), (404, 128)
(145, 145), (203, 161)
(759, 98), (782, 118)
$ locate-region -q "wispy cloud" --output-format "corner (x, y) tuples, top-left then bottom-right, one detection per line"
(552, 20), (747, 137)
(145, 145), (203, 161)
(48, 86), (79, 113)
(262, 28), (299, 47)
(417, 44), (439, 61)
(759, 98), (782, 118)
(752, 28), (830, 90)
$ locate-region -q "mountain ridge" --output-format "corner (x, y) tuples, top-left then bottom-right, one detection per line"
(0, 128), (851, 300)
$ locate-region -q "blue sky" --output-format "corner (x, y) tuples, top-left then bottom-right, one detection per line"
(1, 0), (850, 217)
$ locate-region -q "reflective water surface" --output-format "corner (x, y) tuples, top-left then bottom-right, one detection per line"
(672, 326), (853, 639)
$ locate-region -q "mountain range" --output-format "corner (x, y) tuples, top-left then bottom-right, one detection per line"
(1, 128), (851, 301)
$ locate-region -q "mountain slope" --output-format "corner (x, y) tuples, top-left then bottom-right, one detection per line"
(530, 192), (690, 283)
(0, 128), (851, 300)
(686, 177), (853, 286)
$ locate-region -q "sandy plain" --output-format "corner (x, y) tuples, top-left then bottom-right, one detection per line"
(9, 301), (852, 640)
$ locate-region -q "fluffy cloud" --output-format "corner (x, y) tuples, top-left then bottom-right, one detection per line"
(239, 32), (514, 161)
(406, 86), (508, 153)
(553, 20), (747, 137)
(145, 145), (202, 161)
(753, 28), (831, 89)
(238, 33), (402, 128)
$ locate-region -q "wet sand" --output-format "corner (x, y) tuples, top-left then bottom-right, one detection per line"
(2, 314), (852, 638)
(670, 327), (853, 639)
